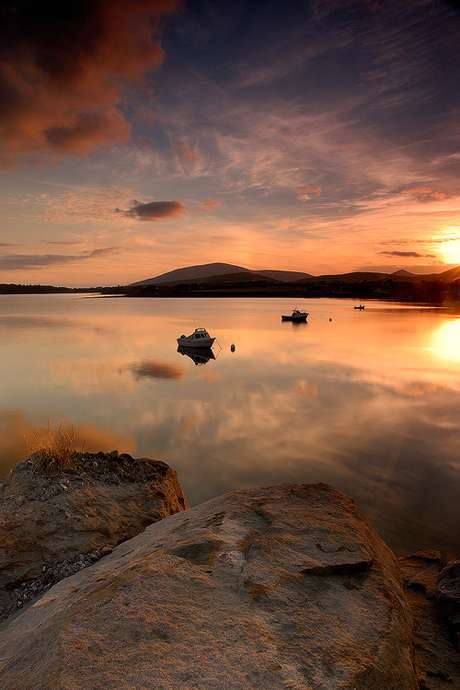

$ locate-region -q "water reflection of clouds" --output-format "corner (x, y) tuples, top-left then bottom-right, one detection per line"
(199, 371), (222, 383)
(140, 364), (460, 561)
(32, 357), (185, 395)
(0, 408), (31, 476)
(393, 383), (439, 397)
(46, 359), (130, 394)
(291, 380), (319, 397)
(0, 315), (114, 336)
(131, 360), (186, 381)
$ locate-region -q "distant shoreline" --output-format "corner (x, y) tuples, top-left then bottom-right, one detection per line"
(1, 280), (458, 305)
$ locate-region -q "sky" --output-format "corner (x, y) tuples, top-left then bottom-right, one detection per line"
(1, 0), (460, 287)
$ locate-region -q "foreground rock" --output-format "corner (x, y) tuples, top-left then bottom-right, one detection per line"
(0, 452), (188, 620)
(399, 552), (460, 689)
(0, 483), (417, 689)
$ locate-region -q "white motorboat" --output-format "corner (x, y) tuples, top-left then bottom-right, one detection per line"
(177, 327), (215, 348)
(281, 308), (308, 322)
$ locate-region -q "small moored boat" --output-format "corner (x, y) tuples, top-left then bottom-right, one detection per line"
(354, 304), (365, 310)
(177, 327), (215, 348)
(281, 308), (308, 322)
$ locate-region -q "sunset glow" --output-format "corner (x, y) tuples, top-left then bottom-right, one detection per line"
(1, 1), (460, 286)
(440, 236), (460, 265)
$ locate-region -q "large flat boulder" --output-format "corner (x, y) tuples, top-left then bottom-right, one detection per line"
(0, 452), (188, 620)
(0, 483), (417, 689)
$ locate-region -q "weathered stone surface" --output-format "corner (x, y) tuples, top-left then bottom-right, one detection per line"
(399, 552), (460, 689)
(436, 557), (460, 650)
(0, 452), (188, 619)
(0, 483), (417, 689)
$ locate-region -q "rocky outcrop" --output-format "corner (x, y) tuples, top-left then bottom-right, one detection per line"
(0, 483), (418, 689)
(436, 557), (460, 650)
(399, 552), (460, 689)
(0, 452), (188, 620)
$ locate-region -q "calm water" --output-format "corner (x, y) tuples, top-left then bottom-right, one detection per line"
(1, 294), (459, 560)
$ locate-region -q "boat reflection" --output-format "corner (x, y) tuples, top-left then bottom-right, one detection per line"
(177, 345), (216, 366)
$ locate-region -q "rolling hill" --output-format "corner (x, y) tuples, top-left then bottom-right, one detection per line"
(131, 262), (313, 286)
(130, 261), (460, 288)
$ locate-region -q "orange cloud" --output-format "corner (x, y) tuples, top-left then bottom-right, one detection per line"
(294, 185), (322, 201)
(173, 143), (200, 163)
(123, 199), (187, 221)
(197, 198), (222, 213)
(291, 380), (318, 397)
(394, 383), (438, 398)
(0, 0), (181, 169)
(401, 188), (448, 200)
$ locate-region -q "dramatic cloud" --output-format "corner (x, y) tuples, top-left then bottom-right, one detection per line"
(379, 236), (460, 247)
(294, 185), (322, 201)
(196, 198), (222, 213)
(379, 251), (437, 258)
(0, 0), (180, 169)
(173, 143), (200, 163)
(401, 188), (448, 200)
(131, 360), (186, 381)
(0, 247), (120, 270)
(124, 200), (187, 221)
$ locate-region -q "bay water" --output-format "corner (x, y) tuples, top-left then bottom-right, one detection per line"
(1, 294), (459, 560)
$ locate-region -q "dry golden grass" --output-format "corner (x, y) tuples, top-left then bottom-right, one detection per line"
(22, 423), (80, 470)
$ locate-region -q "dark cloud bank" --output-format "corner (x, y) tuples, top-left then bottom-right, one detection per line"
(122, 200), (187, 221)
(0, 0), (181, 169)
(0, 247), (119, 270)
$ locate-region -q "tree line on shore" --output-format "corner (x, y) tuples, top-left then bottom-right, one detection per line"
(2, 276), (460, 304)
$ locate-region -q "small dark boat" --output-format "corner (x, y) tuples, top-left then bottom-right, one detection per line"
(354, 304), (365, 310)
(281, 308), (308, 322)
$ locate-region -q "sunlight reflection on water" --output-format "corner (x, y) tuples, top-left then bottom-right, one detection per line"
(0, 295), (459, 560)
(431, 318), (460, 364)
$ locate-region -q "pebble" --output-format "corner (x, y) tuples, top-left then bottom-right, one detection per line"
(13, 545), (113, 608)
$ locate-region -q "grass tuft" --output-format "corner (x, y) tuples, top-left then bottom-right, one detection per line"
(22, 422), (81, 470)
